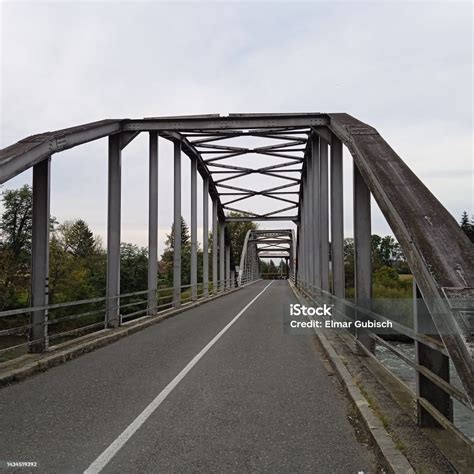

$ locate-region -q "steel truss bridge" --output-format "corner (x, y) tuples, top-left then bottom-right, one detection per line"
(238, 229), (296, 285)
(0, 113), (473, 470)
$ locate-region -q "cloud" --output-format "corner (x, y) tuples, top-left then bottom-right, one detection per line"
(1, 1), (472, 251)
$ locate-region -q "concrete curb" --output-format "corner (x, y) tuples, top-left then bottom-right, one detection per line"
(289, 281), (414, 474)
(0, 283), (259, 388)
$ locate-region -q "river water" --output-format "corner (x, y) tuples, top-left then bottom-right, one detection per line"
(375, 341), (473, 441)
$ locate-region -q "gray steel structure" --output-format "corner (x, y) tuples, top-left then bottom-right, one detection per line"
(238, 229), (296, 285)
(1, 112), (473, 435)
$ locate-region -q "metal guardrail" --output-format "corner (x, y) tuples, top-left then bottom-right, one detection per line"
(294, 278), (474, 447)
(0, 276), (256, 358)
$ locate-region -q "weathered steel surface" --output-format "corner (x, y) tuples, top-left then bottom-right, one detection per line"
(0, 119), (122, 183)
(173, 142), (182, 307)
(106, 135), (121, 328)
(124, 113), (327, 131)
(30, 158), (51, 352)
(147, 132), (159, 315)
(329, 113), (474, 404)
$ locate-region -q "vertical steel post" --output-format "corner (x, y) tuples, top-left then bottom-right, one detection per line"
(353, 163), (374, 351)
(330, 136), (344, 299)
(225, 244), (231, 290)
(311, 135), (321, 290)
(173, 141), (182, 308)
(320, 139), (330, 292)
(190, 156), (198, 301)
(147, 132), (158, 316)
(250, 246), (254, 282)
(212, 199), (218, 293)
(30, 157), (51, 353)
(106, 135), (121, 328)
(296, 223), (300, 286)
(414, 281), (452, 426)
(253, 244), (258, 280)
(301, 177), (308, 291)
(219, 221), (225, 291)
(202, 177), (209, 297)
(290, 239), (295, 281)
(301, 190), (306, 290)
(306, 150), (314, 294)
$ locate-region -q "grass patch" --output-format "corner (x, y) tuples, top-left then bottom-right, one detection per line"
(356, 381), (391, 430)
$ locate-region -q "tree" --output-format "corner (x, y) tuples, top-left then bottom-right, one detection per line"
(159, 217), (194, 286)
(460, 211), (474, 243)
(0, 185), (33, 261)
(225, 212), (259, 264)
(0, 246), (29, 310)
(48, 221), (106, 304)
(0, 186), (34, 310)
(371, 234), (405, 270)
(120, 243), (148, 295)
(57, 219), (97, 258)
(343, 238), (355, 290)
(279, 259), (289, 277)
(343, 235), (408, 291)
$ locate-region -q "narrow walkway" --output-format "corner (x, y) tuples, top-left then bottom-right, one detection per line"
(0, 281), (373, 473)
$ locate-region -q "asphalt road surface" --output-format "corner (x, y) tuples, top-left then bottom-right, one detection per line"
(0, 280), (374, 473)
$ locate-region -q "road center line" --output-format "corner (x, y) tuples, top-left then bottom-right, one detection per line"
(84, 280), (274, 474)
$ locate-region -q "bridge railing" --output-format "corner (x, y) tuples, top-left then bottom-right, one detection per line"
(0, 275), (255, 361)
(295, 279), (473, 447)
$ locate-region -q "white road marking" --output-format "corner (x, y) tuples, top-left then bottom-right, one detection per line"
(84, 281), (274, 474)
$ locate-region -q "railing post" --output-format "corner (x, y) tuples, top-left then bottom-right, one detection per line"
(330, 135), (344, 299)
(190, 155), (198, 301)
(311, 135), (321, 290)
(414, 281), (452, 426)
(212, 199), (218, 293)
(106, 135), (121, 328)
(320, 138), (330, 293)
(147, 132), (158, 316)
(173, 141), (182, 308)
(219, 220), (225, 291)
(353, 162), (374, 352)
(30, 157), (51, 353)
(225, 244), (231, 290)
(202, 176), (209, 298)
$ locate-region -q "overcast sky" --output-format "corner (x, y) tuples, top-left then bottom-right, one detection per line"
(1, 0), (472, 256)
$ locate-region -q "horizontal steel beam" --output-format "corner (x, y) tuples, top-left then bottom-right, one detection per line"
(123, 114), (328, 132)
(258, 253), (291, 258)
(226, 216), (298, 222)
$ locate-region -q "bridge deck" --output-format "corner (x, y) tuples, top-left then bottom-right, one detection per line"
(0, 281), (373, 473)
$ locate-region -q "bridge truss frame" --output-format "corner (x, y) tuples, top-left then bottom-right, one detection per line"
(1, 113), (473, 442)
(238, 229), (296, 285)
